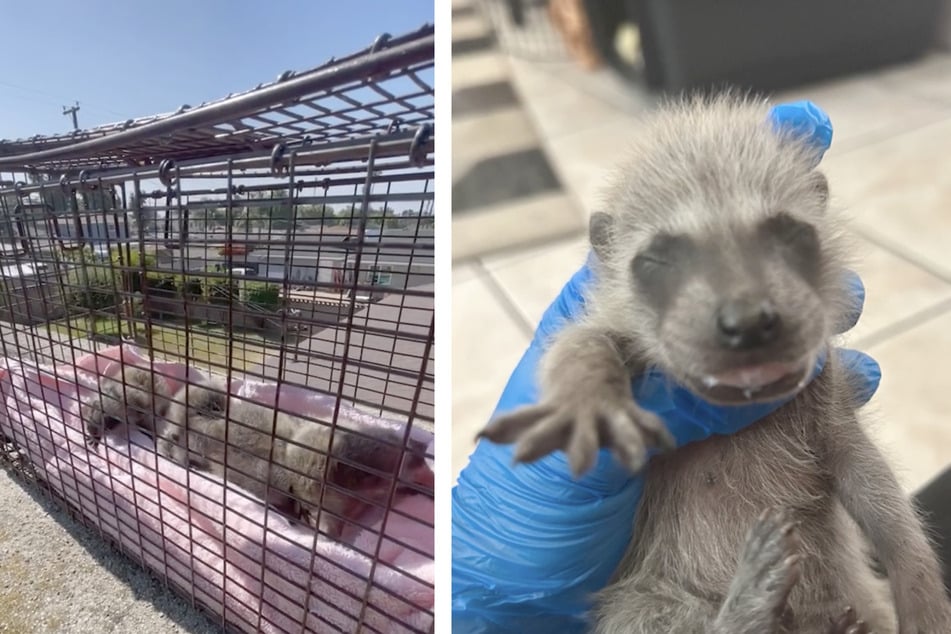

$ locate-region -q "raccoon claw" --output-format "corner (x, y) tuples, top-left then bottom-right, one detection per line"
(601, 402), (675, 471)
(827, 607), (871, 634)
(479, 394), (674, 477)
(81, 405), (103, 451)
(81, 405), (120, 453)
(722, 507), (801, 626)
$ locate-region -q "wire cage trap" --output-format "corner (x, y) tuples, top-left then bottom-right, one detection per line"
(0, 24), (434, 634)
(476, 0), (569, 61)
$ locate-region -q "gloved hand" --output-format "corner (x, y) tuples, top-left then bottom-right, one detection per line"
(451, 101), (882, 634)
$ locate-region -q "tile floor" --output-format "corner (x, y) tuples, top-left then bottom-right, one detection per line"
(452, 3), (951, 493)
(452, 1), (586, 262)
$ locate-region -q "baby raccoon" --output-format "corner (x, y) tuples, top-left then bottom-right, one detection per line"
(480, 94), (951, 633)
(156, 376), (424, 538)
(81, 366), (170, 449)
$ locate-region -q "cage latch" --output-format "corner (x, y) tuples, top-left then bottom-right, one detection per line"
(409, 124), (432, 167)
(158, 159), (177, 188)
(270, 143), (288, 176)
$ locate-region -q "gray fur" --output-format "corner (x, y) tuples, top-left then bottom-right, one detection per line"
(480, 94), (951, 632)
(82, 367), (423, 540)
(155, 376), (419, 538)
(81, 366), (171, 449)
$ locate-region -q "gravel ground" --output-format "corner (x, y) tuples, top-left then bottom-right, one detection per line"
(0, 467), (221, 634)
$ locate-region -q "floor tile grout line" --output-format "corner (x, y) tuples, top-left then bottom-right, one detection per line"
(451, 43), (592, 259)
(450, 101), (530, 127)
(509, 74), (640, 145)
(846, 226), (951, 347)
(451, 110), (547, 169)
(473, 259), (538, 339)
(478, 228), (588, 268)
(853, 226), (951, 285)
(507, 67), (606, 224)
(823, 106), (951, 159)
(452, 221), (586, 265)
(507, 49), (653, 119)
(851, 295), (951, 350)
(881, 89), (951, 111)
(451, 21), (609, 219)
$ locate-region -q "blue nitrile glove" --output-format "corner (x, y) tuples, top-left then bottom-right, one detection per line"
(451, 101), (881, 634)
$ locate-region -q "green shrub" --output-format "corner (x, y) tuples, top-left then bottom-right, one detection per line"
(73, 286), (119, 310)
(147, 276), (178, 298)
(109, 248), (156, 269)
(205, 280), (239, 304)
(182, 278), (203, 299)
(245, 282), (280, 310)
(64, 261), (119, 310)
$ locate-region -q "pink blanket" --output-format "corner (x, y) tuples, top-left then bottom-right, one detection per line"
(0, 345), (434, 633)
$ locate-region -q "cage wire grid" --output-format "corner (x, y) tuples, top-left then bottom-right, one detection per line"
(0, 24), (434, 634)
(476, 0), (569, 61)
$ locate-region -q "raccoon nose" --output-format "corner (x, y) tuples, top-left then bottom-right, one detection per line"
(716, 298), (781, 349)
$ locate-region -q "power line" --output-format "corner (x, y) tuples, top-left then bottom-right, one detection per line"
(0, 78), (130, 119)
(62, 101), (80, 131)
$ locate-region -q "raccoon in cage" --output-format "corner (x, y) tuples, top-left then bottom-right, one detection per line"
(478, 95), (951, 633)
(155, 375), (427, 538)
(82, 368), (426, 539)
(81, 366), (171, 450)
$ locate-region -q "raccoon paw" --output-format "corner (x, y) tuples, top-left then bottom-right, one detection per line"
(826, 607), (871, 634)
(80, 399), (118, 450)
(719, 507), (801, 630)
(478, 390), (674, 476)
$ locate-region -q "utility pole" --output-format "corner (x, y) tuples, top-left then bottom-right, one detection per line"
(62, 101), (80, 131)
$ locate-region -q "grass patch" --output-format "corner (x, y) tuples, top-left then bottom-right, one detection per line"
(48, 315), (124, 338)
(48, 316), (266, 371)
(149, 325), (265, 372)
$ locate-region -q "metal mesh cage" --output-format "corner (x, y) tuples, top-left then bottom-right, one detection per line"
(0, 24), (434, 634)
(477, 0), (569, 61)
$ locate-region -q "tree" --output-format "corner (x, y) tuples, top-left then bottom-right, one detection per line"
(267, 188), (293, 229)
(419, 205), (435, 228)
(129, 193), (157, 234)
(297, 204), (335, 221)
(232, 208), (253, 234)
(65, 246), (120, 311)
(334, 207), (354, 228)
(205, 206), (223, 229)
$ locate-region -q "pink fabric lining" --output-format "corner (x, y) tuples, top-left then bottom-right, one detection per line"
(0, 345), (434, 633)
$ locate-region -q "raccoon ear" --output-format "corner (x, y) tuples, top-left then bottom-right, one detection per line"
(589, 212), (614, 261)
(811, 171), (829, 209)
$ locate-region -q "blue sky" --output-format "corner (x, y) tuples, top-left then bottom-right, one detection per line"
(0, 0), (434, 140)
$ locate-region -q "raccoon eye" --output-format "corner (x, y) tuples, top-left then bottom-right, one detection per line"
(103, 416), (123, 429)
(633, 254), (670, 268)
(761, 213), (819, 255)
(761, 212), (821, 281)
(631, 233), (693, 309)
(632, 233), (692, 270)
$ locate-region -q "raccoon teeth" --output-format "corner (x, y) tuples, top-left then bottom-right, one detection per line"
(701, 375), (720, 388)
(711, 362), (796, 389)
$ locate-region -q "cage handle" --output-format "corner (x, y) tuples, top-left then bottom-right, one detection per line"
(409, 124), (432, 167)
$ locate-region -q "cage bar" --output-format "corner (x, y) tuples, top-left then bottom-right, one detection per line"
(0, 23), (435, 634)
